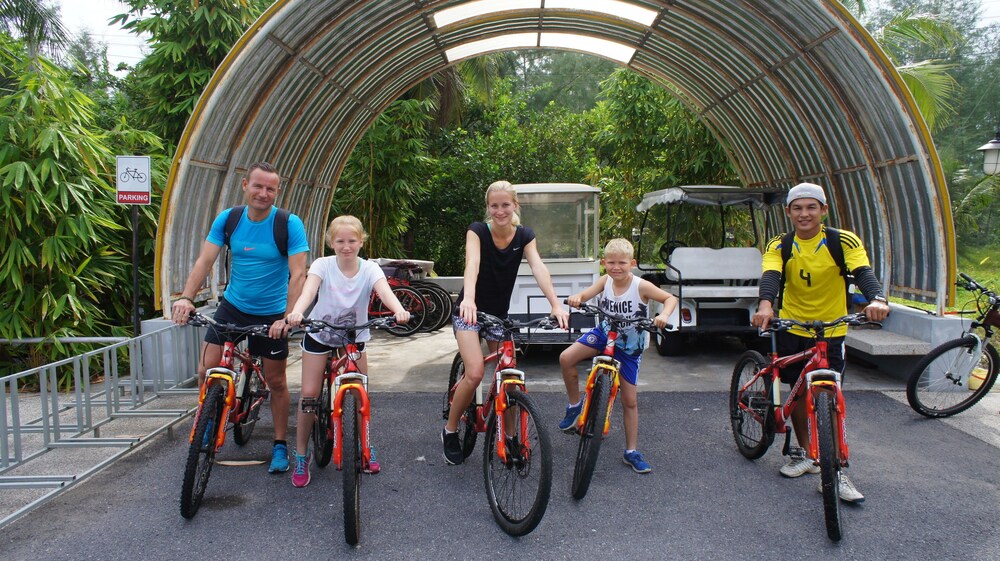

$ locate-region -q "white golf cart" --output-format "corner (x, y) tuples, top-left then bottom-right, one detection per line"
(634, 185), (787, 355)
(508, 183), (601, 344)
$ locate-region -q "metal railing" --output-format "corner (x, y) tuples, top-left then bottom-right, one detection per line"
(0, 323), (204, 526)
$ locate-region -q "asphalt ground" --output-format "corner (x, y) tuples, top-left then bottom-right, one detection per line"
(2, 331), (1000, 560)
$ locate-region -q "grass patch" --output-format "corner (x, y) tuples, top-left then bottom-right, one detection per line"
(888, 244), (1000, 313)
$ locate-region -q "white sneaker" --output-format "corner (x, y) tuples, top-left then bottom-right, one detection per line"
(818, 472), (865, 503)
(779, 447), (821, 478)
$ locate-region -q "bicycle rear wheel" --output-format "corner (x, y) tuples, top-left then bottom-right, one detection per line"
(342, 391), (362, 545)
(729, 351), (775, 459)
(443, 352), (478, 457)
(180, 384), (224, 519)
(815, 391), (842, 542)
(483, 387), (552, 536)
(232, 360), (262, 445)
(381, 286), (426, 336)
(571, 372), (610, 500)
(906, 335), (1000, 418)
(312, 374), (334, 467)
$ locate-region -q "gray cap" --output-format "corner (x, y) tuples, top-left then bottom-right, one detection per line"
(786, 182), (827, 206)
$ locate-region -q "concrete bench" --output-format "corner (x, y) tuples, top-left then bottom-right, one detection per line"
(845, 327), (931, 356)
(665, 247), (761, 299)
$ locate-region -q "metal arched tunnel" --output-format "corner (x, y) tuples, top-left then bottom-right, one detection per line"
(155, 0), (955, 314)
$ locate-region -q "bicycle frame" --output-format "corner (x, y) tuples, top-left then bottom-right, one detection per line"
(189, 339), (265, 450)
(468, 333), (532, 464)
(325, 343), (373, 471)
(575, 331), (622, 436)
(759, 338), (850, 467)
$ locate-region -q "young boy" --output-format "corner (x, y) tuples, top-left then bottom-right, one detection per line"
(558, 238), (677, 473)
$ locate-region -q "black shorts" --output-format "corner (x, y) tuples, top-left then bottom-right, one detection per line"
(775, 331), (845, 385)
(204, 298), (288, 360)
(301, 334), (366, 355)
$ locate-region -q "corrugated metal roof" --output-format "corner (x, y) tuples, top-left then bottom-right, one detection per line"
(156, 0), (955, 312)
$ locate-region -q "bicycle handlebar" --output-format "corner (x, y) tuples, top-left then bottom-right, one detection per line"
(564, 300), (668, 333)
(957, 272), (998, 303)
(186, 312), (271, 336)
(762, 312), (880, 336)
(474, 311), (558, 332)
(299, 317), (397, 333)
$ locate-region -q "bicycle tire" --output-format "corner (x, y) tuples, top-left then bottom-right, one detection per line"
(571, 372), (610, 500)
(443, 352), (478, 457)
(483, 386), (552, 536)
(313, 374), (334, 467)
(815, 391), (842, 542)
(342, 391), (362, 545)
(180, 384), (224, 519)
(382, 286), (426, 336)
(413, 281), (453, 330)
(729, 350), (775, 459)
(232, 360), (261, 445)
(412, 285), (445, 333)
(906, 335), (1000, 418)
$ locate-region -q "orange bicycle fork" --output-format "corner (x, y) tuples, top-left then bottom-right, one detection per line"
(188, 369), (238, 450)
(493, 371), (532, 464)
(576, 332), (620, 436)
(332, 380), (372, 470)
(805, 375), (850, 468)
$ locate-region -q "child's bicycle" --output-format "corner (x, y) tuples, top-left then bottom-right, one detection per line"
(180, 313), (272, 519)
(729, 313), (878, 542)
(299, 317), (396, 546)
(906, 272), (1000, 417)
(442, 312), (555, 536)
(564, 301), (660, 500)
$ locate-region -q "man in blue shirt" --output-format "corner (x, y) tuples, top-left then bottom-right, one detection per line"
(171, 162), (310, 473)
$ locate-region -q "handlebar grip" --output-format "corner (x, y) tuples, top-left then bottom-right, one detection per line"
(959, 272), (973, 282)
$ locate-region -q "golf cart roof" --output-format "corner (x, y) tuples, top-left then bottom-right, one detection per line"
(636, 185), (787, 212)
(513, 183), (601, 194)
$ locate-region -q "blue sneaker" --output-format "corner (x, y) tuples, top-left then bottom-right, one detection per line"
(623, 450), (651, 474)
(558, 401), (583, 433)
(268, 443), (289, 473)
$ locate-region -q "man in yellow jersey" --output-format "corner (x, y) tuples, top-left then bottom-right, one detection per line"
(751, 182), (890, 503)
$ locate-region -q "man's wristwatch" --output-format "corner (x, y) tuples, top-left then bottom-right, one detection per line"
(872, 295), (888, 305)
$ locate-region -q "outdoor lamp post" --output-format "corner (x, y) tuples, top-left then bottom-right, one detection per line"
(978, 127), (1000, 175)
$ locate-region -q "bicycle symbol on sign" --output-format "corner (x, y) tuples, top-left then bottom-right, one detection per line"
(119, 167), (147, 183)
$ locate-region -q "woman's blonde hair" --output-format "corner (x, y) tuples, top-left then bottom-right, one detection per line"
(325, 215), (367, 247)
(484, 180), (521, 226)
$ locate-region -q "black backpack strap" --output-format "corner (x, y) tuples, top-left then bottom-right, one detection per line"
(824, 227), (847, 277)
(777, 231), (795, 311)
(223, 205), (246, 248)
(273, 207), (290, 256)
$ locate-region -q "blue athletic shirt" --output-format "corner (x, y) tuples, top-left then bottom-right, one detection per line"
(206, 206), (310, 315)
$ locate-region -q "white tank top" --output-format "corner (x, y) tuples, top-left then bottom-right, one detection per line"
(596, 275), (648, 356)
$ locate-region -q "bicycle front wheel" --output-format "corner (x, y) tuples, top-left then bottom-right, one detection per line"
(815, 391), (842, 542)
(180, 384), (224, 519)
(906, 335), (1000, 418)
(342, 391), (362, 545)
(312, 375), (334, 467)
(571, 372), (610, 500)
(483, 387), (552, 536)
(729, 351), (775, 459)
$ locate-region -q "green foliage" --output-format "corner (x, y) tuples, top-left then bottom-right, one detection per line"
(586, 69), (737, 241)
(333, 99), (435, 259)
(113, 0), (269, 143)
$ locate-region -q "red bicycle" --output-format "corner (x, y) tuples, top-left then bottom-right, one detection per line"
(367, 284), (426, 336)
(299, 317), (395, 546)
(442, 312), (555, 536)
(729, 313), (878, 542)
(180, 313), (271, 519)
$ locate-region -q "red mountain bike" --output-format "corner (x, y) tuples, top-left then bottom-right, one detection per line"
(180, 313), (271, 519)
(729, 312), (878, 542)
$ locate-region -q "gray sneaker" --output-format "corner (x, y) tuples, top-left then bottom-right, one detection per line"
(779, 447), (821, 478)
(819, 472), (865, 503)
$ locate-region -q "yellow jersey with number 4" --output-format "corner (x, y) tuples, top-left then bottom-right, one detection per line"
(762, 225), (870, 338)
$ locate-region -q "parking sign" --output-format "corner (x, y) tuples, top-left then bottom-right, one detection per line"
(116, 155), (151, 205)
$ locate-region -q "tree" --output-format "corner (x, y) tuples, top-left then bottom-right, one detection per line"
(113, 0), (269, 144)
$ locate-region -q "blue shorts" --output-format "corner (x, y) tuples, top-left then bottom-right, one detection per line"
(452, 314), (505, 342)
(576, 328), (642, 385)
